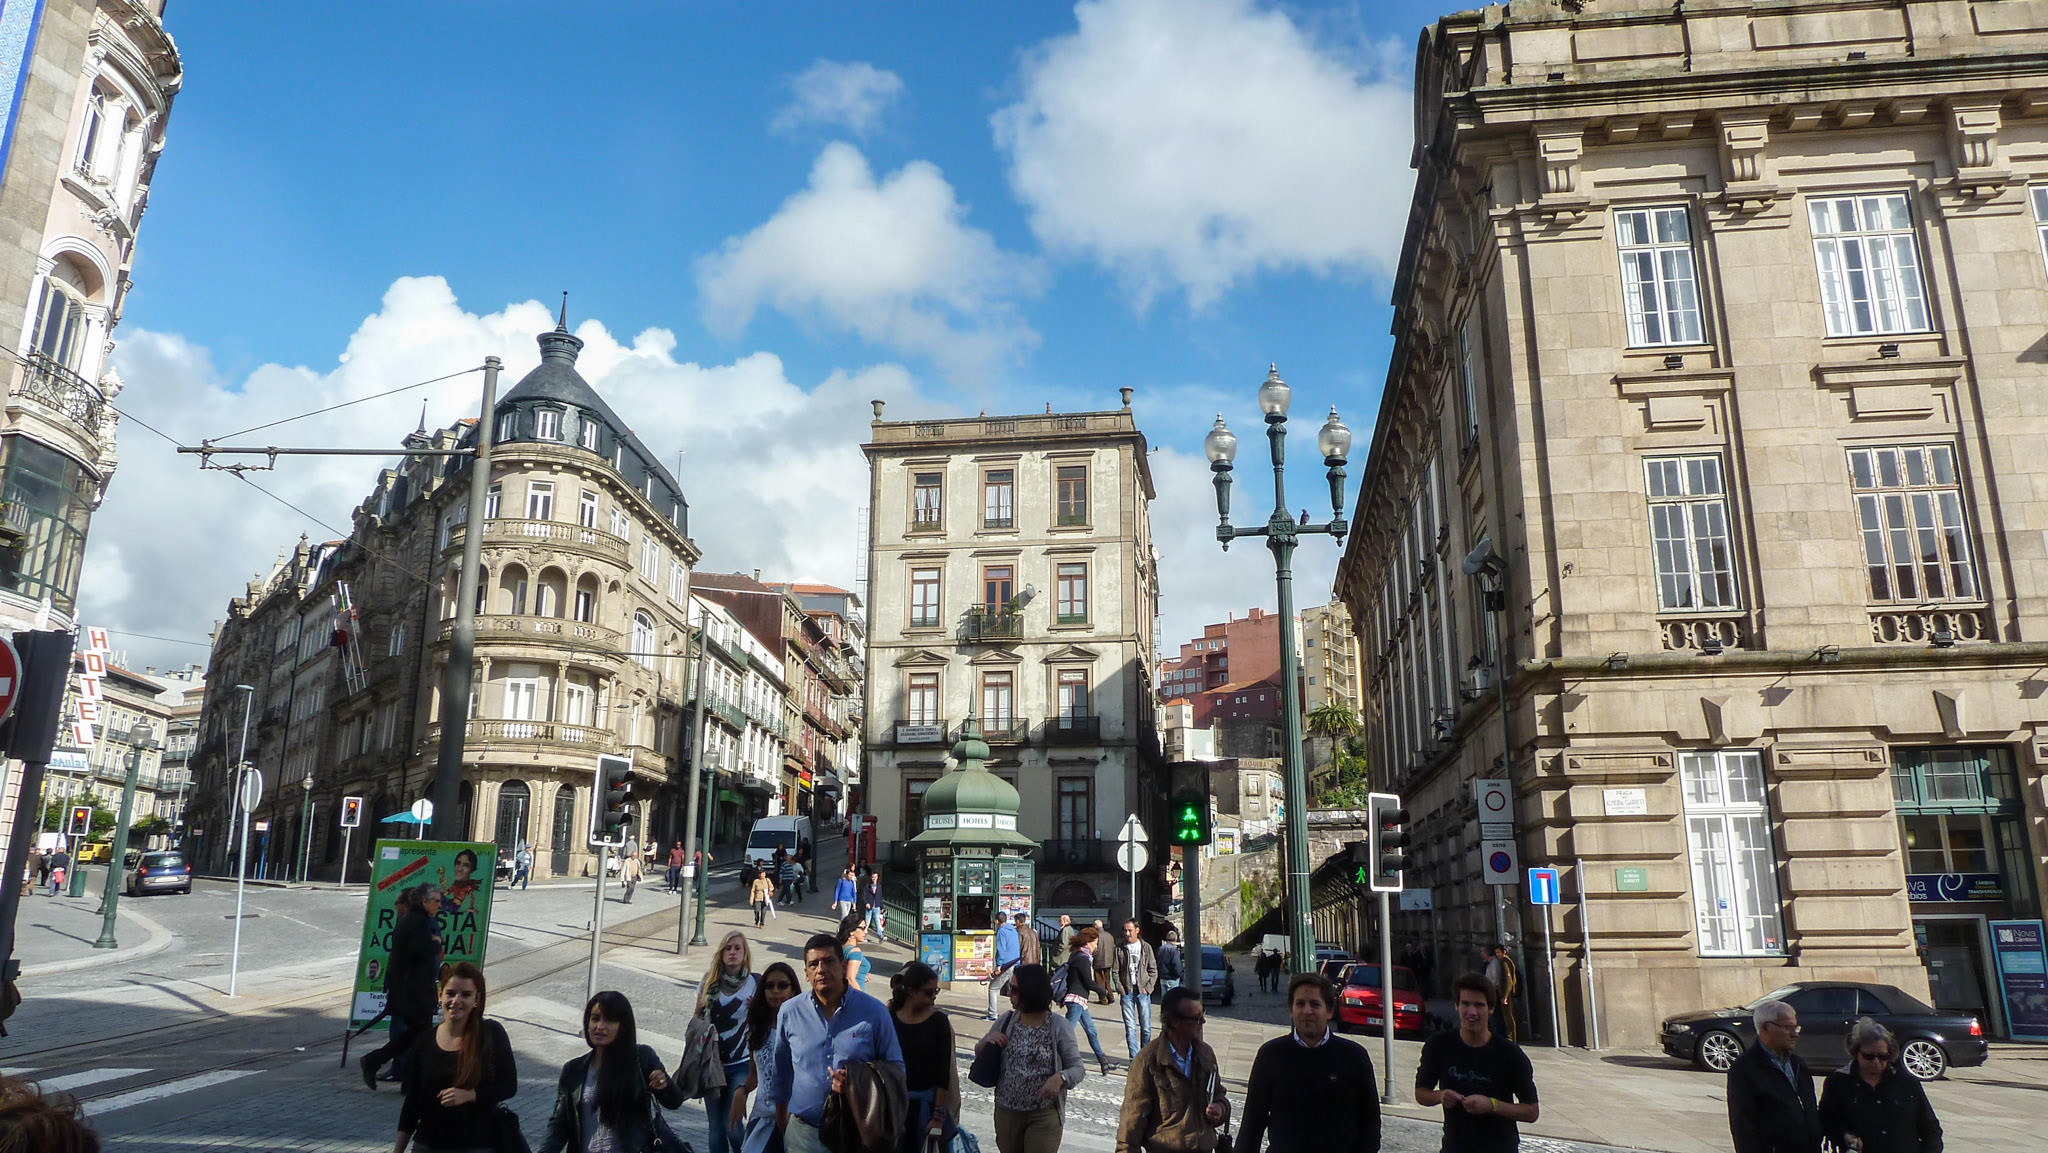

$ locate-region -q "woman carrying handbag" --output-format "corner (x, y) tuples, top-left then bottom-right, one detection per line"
(695, 932), (759, 1153)
(889, 963), (960, 1153)
(727, 961), (800, 1153)
(538, 991), (686, 1153)
(391, 962), (519, 1153)
(974, 965), (1084, 1153)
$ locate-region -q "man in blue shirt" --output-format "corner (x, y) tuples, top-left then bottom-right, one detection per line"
(987, 915), (1022, 1019)
(767, 932), (905, 1153)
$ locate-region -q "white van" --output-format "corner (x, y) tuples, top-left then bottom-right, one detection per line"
(744, 815), (814, 870)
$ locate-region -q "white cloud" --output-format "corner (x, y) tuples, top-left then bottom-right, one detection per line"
(773, 60), (905, 137)
(82, 277), (927, 670)
(696, 141), (1043, 381)
(993, 0), (1413, 310)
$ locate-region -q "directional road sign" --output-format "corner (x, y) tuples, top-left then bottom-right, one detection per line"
(1528, 867), (1560, 905)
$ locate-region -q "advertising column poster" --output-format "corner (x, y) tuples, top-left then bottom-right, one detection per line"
(1990, 919), (2048, 1042)
(349, 839), (498, 1031)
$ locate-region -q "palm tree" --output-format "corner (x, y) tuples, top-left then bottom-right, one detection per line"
(1305, 702), (1358, 740)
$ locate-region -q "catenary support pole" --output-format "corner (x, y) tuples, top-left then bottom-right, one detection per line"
(678, 627), (709, 954)
(228, 685), (255, 996)
(1380, 889), (1396, 1103)
(1577, 856), (1601, 1049)
(92, 734), (150, 947)
(1543, 899), (1559, 1047)
(430, 357), (500, 842)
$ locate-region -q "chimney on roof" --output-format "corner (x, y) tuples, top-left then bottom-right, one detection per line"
(753, 569), (761, 582)
(1120, 387), (1132, 409)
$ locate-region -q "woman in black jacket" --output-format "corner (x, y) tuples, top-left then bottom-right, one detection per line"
(393, 962), (517, 1153)
(540, 991), (687, 1153)
(1062, 927), (1114, 1075)
(1818, 1018), (1943, 1153)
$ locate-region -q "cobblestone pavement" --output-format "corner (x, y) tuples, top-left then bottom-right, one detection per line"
(9, 840), (2041, 1152)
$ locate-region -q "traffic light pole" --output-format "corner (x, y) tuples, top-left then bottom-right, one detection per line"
(1379, 889), (1395, 1104)
(588, 841), (607, 1001)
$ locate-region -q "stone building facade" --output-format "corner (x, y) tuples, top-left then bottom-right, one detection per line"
(190, 319), (700, 882)
(1335, 1), (2048, 1046)
(0, 0), (178, 874)
(861, 396), (1163, 920)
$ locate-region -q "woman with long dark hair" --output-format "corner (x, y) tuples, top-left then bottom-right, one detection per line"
(728, 961), (799, 1153)
(695, 931), (757, 1153)
(889, 961), (960, 1153)
(977, 964), (1085, 1153)
(539, 991), (686, 1153)
(392, 961), (516, 1153)
(1061, 927), (1113, 1075)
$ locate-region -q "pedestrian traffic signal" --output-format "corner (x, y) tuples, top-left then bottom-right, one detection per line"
(591, 754), (636, 846)
(1367, 792), (1409, 893)
(1170, 789), (1210, 846)
(1346, 840), (1374, 889)
(67, 804), (91, 838)
(339, 796), (363, 828)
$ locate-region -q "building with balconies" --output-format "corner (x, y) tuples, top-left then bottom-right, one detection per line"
(0, 0), (180, 877)
(1335, 2), (2048, 1047)
(861, 393), (1163, 922)
(685, 591), (786, 851)
(190, 314), (699, 881)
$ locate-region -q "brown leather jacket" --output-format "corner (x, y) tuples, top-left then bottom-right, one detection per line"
(822, 1058), (907, 1153)
(1117, 1035), (1229, 1153)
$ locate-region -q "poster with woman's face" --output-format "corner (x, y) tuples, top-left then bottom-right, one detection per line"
(348, 840), (497, 1031)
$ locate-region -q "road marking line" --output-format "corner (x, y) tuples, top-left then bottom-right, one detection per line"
(84, 1069), (257, 1113)
(38, 1068), (149, 1093)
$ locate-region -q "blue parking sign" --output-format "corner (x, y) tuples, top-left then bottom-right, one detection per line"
(1528, 867), (1560, 906)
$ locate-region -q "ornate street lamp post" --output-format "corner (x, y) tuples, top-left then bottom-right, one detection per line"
(93, 723), (157, 949)
(1206, 365), (1352, 974)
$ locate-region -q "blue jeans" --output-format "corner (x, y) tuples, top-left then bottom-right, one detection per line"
(1065, 1000), (1106, 1062)
(705, 1061), (748, 1153)
(1119, 991), (1152, 1057)
(900, 1088), (939, 1153)
(742, 1113), (785, 1153)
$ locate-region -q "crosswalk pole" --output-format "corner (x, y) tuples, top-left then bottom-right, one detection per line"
(588, 842), (607, 1002)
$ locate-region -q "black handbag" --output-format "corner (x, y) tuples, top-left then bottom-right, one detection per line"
(968, 1012), (1010, 1089)
(495, 1103), (532, 1153)
(652, 1106), (693, 1153)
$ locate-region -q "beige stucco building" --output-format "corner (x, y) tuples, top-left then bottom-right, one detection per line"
(1336, 0), (2048, 1048)
(860, 396), (1164, 920)
(1301, 601), (1363, 717)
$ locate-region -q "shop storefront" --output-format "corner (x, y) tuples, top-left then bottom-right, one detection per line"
(1894, 746), (2042, 1038)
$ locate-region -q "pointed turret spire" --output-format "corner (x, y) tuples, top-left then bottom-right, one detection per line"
(557, 291), (569, 331)
(537, 290), (583, 366)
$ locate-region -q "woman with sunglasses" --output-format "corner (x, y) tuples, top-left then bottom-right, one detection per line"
(392, 962), (516, 1153)
(889, 962), (961, 1153)
(729, 961), (801, 1153)
(1818, 1017), (1943, 1153)
(695, 931), (758, 1153)
(538, 991), (685, 1153)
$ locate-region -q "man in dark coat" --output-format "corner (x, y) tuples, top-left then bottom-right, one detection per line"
(359, 884), (444, 1088)
(1728, 999), (1823, 1153)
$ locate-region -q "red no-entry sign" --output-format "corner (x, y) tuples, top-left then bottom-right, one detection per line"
(0, 634), (21, 726)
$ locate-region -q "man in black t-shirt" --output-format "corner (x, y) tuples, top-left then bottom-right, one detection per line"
(1414, 971), (1538, 1152)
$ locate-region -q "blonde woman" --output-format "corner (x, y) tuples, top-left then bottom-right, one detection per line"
(696, 931), (758, 1153)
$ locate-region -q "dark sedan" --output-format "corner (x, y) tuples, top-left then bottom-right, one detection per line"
(1660, 981), (1986, 1081)
(122, 850), (192, 896)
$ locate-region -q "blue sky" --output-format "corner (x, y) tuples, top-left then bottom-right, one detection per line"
(91, 0), (1454, 668)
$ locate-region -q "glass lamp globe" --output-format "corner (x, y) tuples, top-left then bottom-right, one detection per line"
(1256, 364), (1291, 417)
(1203, 415), (1238, 465)
(1317, 407), (1352, 461)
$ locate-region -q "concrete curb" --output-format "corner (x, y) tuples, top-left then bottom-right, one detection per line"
(21, 902), (175, 978)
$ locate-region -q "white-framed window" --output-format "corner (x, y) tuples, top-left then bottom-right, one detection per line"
(535, 410), (561, 440)
(1808, 193), (1930, 337)
(1615, 206), (1704, 347)
(580, 417), (601, 450)
(980, 670), (1014, 726)
(983, 469), (1014, 529)
(1056, 562), (1089, 624)
(574, 586), (595, 623)
(75, 90), (105, 176)
(912, 472), (943, 528)
(579, 490), (599, 528)
(669, 560), (687, 603)
(610, 508), (630, 539)
(1644, 455), (1739, 611)
(632, 612), (657, 670)
(907, 673), (940, 725)
(484, 483), (501, 519)
(640, 535), (660, 580)
(502, 674), (541, 722)
(1458, 317), (1481, 444)
(1848, 444), (1979, 604)
(563, 678), (592, 727)
(444, 504), (465, 550)
(496, 413), (517, 442)
(387, 622), (405, 656)
(525, 481), (554, 520)
(1679, 750), (1786, 957)
(1056, 668), (1090, 719)
(30, 274), (90, 371)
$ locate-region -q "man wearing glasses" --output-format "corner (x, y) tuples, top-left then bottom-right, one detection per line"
(1117, 986), (1229, 1153)
(1727, 999), (1822, 1153)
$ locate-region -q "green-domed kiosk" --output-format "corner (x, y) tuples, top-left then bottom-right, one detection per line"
(905, 714), (1037, 982)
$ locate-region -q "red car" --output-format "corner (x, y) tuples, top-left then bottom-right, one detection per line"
(1336, 963), (1425, 1038)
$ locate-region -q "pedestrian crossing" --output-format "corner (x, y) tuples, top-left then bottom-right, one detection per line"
(1, 1064), (259, 1114)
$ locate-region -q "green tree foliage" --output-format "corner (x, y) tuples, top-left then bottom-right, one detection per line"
(38, 794), (117, 840)
(1314, 741), (1374, 810)
(1305, 703), (1358, 740)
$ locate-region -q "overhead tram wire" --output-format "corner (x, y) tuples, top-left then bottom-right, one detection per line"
(208, 365), (485, 443)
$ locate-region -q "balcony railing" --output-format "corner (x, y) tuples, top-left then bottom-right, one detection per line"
(893, 719), (948, 746)
(976, 718), (1031, 745)
(445, 518), (629, 566)
(13, 352), (108, 435)
(1042, 838), (1107, 869)
(964, 607), (1023, 642)
(1870, 605), (1990, 645)
(1044, 715), (1100, 744)
(434, 719), (620, 753)
(441, 614), (625, 652)
(1658, 613), (1749, 653)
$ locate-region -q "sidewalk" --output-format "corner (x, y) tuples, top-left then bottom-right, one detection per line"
(10, 874), (174, 977)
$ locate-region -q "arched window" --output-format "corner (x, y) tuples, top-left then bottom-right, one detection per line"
(632, 612), (656, 669)
(498, 564), (529, 616)
(30, 264), (91, 372)
(536, 567), (567, 618)
(575, 574), (600, 623)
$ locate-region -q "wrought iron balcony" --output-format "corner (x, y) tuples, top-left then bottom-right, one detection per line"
(975, 717), (1031, 745)
(1043, 715), (1100, 744)
(964, 607), (1023, 642)
(13, 352), (107, 434)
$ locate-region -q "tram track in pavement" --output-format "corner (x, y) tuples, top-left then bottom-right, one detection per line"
(6, 900), (691, 1108)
